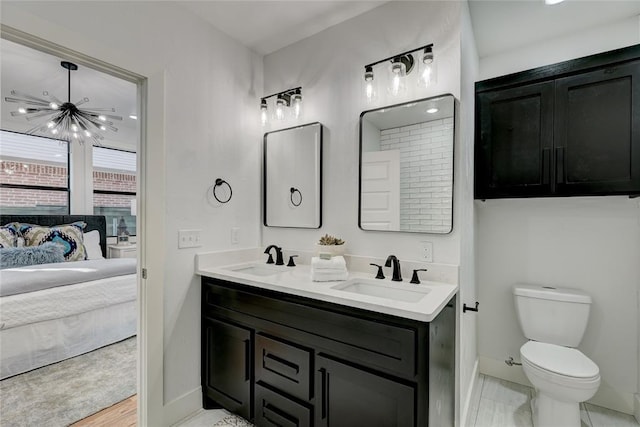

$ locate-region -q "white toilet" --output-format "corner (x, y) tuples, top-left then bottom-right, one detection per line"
(513, 284), (600, 427)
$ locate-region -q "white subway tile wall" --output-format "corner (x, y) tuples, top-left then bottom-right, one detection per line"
(379, 118), (454, 233)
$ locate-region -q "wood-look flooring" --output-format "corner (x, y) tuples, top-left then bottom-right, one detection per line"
(71, 394), (137, 427)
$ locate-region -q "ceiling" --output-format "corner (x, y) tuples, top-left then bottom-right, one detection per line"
(2, 0), (640, 147)
(177, 1), (388, 55)
(468, 0), (640, 58)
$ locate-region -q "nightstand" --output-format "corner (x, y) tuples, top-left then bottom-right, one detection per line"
(107, 244), (137, 259)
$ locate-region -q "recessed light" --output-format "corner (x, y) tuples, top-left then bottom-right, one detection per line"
(426, 108), (439, 114)
(129, 115), (137, 120)
(545, 0), (565, 5)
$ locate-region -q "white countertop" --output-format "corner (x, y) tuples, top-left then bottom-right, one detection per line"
(195, 249), (458, 323)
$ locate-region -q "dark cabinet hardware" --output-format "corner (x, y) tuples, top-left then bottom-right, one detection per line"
(384, 255), (402, 282)
(287, 255), (298, 267)
(264, 245), (284, 265)
(369, 263), (385, 279)
(463, 301), (479, 313)
(410, 269), (428, 284)
(555, 147), (565, 185)
(320, 368), (328, 420)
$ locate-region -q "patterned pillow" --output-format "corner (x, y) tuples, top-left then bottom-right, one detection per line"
(0, 226), (18, 248)
(18, 221), (87, 262)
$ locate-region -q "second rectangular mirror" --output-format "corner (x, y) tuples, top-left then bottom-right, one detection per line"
(264, 122), (322, 228)
(359, 95), (454, 233)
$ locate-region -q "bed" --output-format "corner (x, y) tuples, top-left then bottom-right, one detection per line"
(0, 215), (137, 380)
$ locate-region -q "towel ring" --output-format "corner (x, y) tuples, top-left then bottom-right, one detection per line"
(290, 187), (302, 206)
(213, 178), (232, 204)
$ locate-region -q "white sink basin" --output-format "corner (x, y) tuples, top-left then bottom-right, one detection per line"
(331, 279), (431, 303)
(225, 263), (284, 277)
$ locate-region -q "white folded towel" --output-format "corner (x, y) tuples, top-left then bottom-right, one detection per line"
(311, 256), (346, 271)
(311, 269), (349, 282)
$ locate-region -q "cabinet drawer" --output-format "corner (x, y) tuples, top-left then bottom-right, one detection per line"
(255, 383), (312, 427)
(256, 333), (312, 401)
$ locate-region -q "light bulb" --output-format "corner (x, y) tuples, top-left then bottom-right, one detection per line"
(418, 46), (436, 89)
(100, 126), (106, 131)
(51, 129), (59, 135)
(275, 97), (286, 121)
(364, 66), (376, 103)
(47, 121), (55, 128)
(84, 130), (91, 137)
(98, 115), (106, 121)
(71, 124), (78, 132)
(260, 99), (268, 126)
(291, 91), (302, 119)
(73, 132), (78, 139)
(389, 59), (406, 97)
(18, 107), (26, 114)
(50, 102), (59, 110)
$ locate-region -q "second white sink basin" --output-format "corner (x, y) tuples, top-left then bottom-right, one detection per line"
(332, 279), (431, 303)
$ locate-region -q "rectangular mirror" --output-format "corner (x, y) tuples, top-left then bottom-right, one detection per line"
(264, 122), (322, 228)
(359, 95), (454, 233)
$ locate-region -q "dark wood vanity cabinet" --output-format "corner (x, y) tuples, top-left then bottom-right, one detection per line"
(475, 44), (640, 199)
(201, 277), (456, 427)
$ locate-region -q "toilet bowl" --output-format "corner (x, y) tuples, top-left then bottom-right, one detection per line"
(513, 284), (600, 427)
(520, 341), (600, 427)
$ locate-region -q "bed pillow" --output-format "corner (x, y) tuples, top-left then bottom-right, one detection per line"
(18, 221), (87, 262)
(0, 242), (66, 269)
(84, 230), (104, 260)
(0, 226), (18, 248)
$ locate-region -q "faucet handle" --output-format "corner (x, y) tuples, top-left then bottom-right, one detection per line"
(265, 253), (274, 264)
(287, 255), (298, 267)
(369, 263), (385, 279)
(410, 269), (428, 284)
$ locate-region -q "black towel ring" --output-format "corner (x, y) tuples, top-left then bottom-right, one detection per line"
(213, 178), (232, 204)
(290, 187), (302, 207)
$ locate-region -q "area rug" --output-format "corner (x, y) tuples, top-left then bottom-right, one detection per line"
(0, 336), (136, 427)
(213, 414), (254, 426)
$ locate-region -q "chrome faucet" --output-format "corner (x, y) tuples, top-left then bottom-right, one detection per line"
(385, 255), (402, 282)
(264, 245), (284, 265)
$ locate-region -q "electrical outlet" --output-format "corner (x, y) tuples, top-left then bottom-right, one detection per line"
(231, 227), (239, 244)
(178, 229), (202, 249)
(420, 241), (433, 262)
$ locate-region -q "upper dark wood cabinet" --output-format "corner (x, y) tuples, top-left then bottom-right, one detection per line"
(475, 44), (640, 199)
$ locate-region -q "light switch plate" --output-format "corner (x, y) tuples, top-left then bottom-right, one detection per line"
(178, 229), (202, 249)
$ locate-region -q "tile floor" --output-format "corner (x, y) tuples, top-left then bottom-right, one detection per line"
(175, 375), (640, 427)
(469, 375), (640, 427)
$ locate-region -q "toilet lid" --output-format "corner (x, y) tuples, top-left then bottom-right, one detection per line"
(521, 341), (599, 379)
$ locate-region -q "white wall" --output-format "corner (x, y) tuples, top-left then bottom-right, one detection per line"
(262, 1), (462, 264)
(0, 1), (263, 423)
(459, 2), (479, 425)
(476, 17), (640, 414)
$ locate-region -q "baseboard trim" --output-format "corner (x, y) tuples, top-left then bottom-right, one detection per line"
(461, 358), (480, 427)
(479, 356), (635, 415)
(164, 386), (202, 427)
(634, 393), (639, 424)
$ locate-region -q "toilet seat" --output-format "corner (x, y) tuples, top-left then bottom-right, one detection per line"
(521, 341), (599, 379)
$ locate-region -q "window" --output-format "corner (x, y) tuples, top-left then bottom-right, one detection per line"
(0, 130), (69, 214)
(93, 147), (136, 237)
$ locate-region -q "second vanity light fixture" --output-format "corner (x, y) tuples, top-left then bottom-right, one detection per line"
(363, 43), (435, 103)
(260, 87), (303, 126)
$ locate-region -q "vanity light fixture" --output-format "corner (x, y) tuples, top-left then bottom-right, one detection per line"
(259, 86), (303, 126)
(363, 43), (435, 100)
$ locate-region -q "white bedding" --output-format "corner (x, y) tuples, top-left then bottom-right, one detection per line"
(0, 273), (137, 330)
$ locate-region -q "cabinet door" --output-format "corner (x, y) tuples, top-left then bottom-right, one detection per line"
(475, 82), (555, 198)
(315, 355), (414, 427)
(202, 317), (252, 420)
(554, 61), (640, 195)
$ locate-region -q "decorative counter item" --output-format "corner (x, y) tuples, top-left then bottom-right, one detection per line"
(316, 234), (345, 258)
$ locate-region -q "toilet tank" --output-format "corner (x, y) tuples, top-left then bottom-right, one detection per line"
(513, 284), (592, 347)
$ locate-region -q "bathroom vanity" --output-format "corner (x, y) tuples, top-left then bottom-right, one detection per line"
(197, 254), (457, 427)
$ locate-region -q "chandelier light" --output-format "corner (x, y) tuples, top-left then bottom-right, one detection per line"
(4, 61), (122, 145)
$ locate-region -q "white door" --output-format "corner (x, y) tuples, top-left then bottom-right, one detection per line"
(361, 150), (400, 230)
